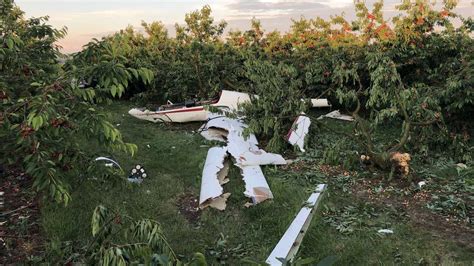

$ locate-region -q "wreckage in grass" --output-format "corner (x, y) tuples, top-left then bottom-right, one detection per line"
(128, 90), (251, 123)
(128, 90), (335, 124)
(128, 90), (347, 208)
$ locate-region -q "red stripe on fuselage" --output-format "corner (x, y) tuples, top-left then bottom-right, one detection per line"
(146, 106), (205, 115)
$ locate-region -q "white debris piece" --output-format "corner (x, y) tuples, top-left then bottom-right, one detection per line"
(199, 147), (231, 210)
(418, 181), (427, 189)
(266, 184), (327, 266)
(241, 166), (274, 205)
(235, 150), (286, 166)
(94, 157), (122, 170)
(199, 113), (283, 206)
(377, 229), (394, 234)
(200, 126), (228, 142)
(318, 110), (354, 121)
(287, 115), (311, 152)
(310, 98), (331, 108)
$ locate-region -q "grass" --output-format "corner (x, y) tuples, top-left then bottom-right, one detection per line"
(40, 101), (473, 264)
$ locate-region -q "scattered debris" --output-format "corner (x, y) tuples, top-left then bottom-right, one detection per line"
(287, 114), (311, 152)
(234, 150), (286, 167)
(266, 184), (327, 265)
(200, 114), (282, 206)
(94, 157), (122, 170)
(318, 110), (354, 121)
(241, 166), (274, 206)
(310, 98), (331, 108)
(177, 192), (201, 223)
(200, 126), (228, 142)
(418, 181), (427, 189)
(199, 147), (231, 210)
(377, 229), (394, 234)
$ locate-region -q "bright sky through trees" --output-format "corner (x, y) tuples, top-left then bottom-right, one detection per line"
(16, 0), (473, 53)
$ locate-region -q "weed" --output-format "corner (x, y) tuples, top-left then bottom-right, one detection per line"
(206, 233), (248, 264)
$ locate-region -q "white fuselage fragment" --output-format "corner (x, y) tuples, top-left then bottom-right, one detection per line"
(241, 166), (274, 204)
(319, 110), (354, 121)
(310, 98), (331, 108)
(266, 184), (327, 265)
(198, 147), (231, 210)
(128, 90), (251, 123)
(287, 114), (311, 152)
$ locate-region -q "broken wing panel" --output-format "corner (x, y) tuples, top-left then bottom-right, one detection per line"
(199, 147), (230, 210)
(235, 150), (286, 166)
(266, 184), (327, 265)
(241, 166), (274, 205)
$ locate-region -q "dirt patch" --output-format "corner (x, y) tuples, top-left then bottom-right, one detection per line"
(0, 169), (44, 263)
(176, 192), (201, 224)
(351, 178), (474, 251)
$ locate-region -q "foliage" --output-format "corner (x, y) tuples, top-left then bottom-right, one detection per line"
(67, 32), (155, 100)
(66, 0), (473, 167)
(323, 203), (380, 234)
(421, 162), (474, 223)
(241, 60), (307, 151)
(42, 205), (208, 265)
(0, 0), (137, 204)
(205, 233), (247, 264)
(89, 205), (179, 265)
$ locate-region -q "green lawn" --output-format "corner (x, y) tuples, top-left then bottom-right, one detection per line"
(40, 101), (473, 264)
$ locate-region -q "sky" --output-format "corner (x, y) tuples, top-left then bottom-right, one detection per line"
(15, 0), (473, 53)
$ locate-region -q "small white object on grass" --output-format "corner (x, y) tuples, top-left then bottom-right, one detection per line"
(418, 181), (427, 189)
(377, 229), (394, 234)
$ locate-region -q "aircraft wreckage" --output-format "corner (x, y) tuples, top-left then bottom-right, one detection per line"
(129, 90), (351, 208)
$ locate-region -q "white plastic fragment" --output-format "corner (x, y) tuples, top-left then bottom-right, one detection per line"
(310, 99), (331, 108)
(266, 184), (327, 266)
(377, 229), (394, 234)
(199, 147), (231, 210)
(241, 166), (274, 205)
(235, 150), (286, 166)
(94, 157), (122, 170)
(318, 110), (354, 121)
(418, 181), (427, 189)
(199, 126), (228, 142)
(287, 114), (311, 152)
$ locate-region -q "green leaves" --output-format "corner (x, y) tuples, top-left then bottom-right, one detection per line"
(1, 2), (139, 206)
(88, 205), (195, 265)
(6, 38), (14, 49)
(242, 60), (307, 152)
